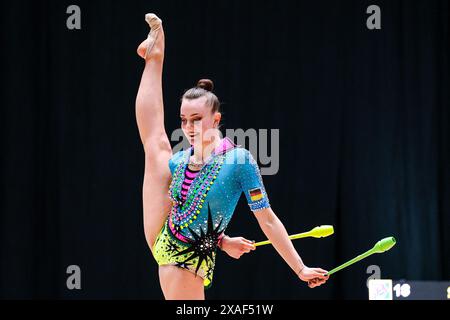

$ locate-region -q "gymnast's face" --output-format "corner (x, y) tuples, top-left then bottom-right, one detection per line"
(180, 96), (221, 146)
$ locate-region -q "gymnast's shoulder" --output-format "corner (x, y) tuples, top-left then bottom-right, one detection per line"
(223, 145), (255, 166)
(168, 148), (186, 167)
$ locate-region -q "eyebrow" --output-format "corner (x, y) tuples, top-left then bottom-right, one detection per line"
(180, 113), (200, 117)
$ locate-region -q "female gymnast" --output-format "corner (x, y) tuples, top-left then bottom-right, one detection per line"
(135, 14), (329, 300)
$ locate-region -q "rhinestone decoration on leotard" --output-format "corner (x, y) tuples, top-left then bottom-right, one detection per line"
(168, 154), (225, 238)
(153, 139), (273, 289)
(171, 202), (225, 276)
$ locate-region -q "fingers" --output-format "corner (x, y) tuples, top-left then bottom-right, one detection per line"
(308, 277), (327, 288)
(241, 238), (256, 247)
(241, 245), (255, 253)
(314, 268), (329, 275)
(310, 268), (329, 279)
(303, 267), (330, 288)
(240, 238), (256, 252)
(307, 279), (317, 288)
(309, 271), (326, 279)
(308, 278), (319, 288)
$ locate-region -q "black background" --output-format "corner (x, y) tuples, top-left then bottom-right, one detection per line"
(0, 0), (448, 299)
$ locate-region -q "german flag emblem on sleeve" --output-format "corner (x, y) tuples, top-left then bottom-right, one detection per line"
(249, 188), (263, 202)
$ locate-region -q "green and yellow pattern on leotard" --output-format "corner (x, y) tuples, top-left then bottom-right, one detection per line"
(152, 202), (224, 289)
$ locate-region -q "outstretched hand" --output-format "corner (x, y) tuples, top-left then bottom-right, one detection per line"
(298, 267), (330, 288)
(220, 236), (256, 259)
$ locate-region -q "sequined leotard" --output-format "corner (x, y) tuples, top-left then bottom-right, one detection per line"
(152, 137), (271, 288)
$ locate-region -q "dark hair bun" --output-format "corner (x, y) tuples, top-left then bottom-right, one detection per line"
(197, 79), (214, 92)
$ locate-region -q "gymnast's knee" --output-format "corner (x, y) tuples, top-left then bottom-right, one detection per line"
(143, 133), (172, 155)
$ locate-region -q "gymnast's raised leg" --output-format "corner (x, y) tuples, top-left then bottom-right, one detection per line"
(135, 14), (173, 253)
(135, 15), (205, 299)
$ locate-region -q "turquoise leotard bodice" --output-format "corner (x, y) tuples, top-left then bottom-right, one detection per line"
(152, 137), (270, 288)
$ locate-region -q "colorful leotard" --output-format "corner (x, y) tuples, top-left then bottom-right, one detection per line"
(152, 137), (271, 288)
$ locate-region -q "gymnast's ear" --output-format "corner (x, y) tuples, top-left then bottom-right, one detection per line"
(214, 112), (222, 127)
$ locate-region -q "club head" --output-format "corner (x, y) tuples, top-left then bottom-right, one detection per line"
(311, 225), (334, 238)
(373, 237), (396, 253)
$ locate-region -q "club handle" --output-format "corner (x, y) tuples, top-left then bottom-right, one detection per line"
(254, 225), (334, 247)
(326, 249), (374, 276)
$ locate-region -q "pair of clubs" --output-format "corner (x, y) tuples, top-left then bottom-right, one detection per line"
(254, 225), (396, 277)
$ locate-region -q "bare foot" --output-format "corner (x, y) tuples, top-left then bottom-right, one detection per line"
(137, 13), (164, 61)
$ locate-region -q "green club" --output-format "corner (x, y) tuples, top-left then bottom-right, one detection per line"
(326, 237), (396, 276)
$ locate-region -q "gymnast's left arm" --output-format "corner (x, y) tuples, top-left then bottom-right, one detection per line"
(238, 149), (328, 288)
(253, 207), (329, 288)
